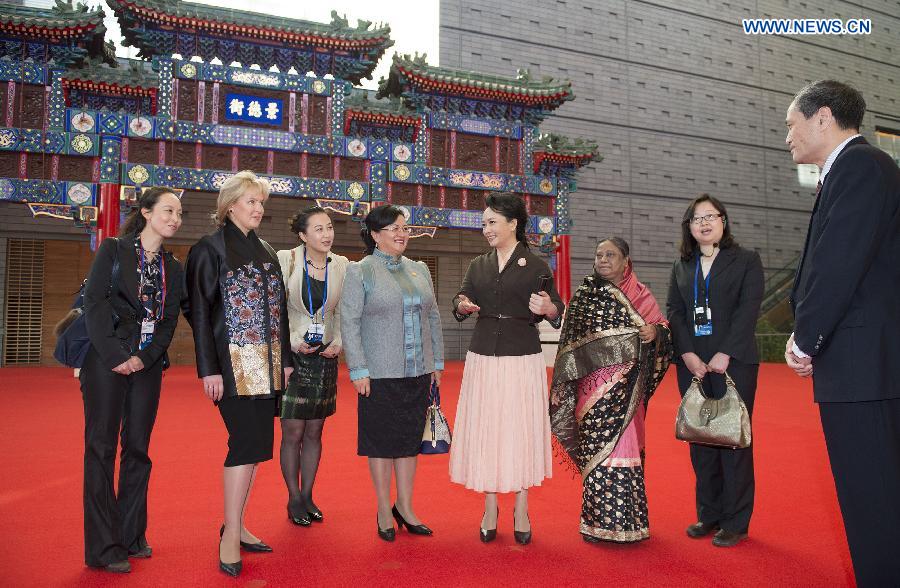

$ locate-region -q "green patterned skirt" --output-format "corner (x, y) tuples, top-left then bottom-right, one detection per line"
(280, 350), (338, 420)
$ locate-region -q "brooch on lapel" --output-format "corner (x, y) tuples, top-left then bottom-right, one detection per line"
(517, 258), (527, 267)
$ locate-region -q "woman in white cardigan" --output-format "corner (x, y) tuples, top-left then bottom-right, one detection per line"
(276, 206), (349, 526)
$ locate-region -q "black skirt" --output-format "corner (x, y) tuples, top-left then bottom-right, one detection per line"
(281, 350), (338, 420)
(358, 374), (430, 458)
(218, 396), (277, 467)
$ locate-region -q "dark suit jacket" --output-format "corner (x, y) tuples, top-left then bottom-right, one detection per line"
(453, 242), (564, 356)
(666, 245), (764, 366)
(183, 228), (291, 400)
(790, 136), (900, 403)
(83, 235), (183, 370)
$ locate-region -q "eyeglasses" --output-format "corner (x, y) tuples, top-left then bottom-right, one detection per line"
(595, 251), (621, 260)
(688, 213), (723, 225)
(381, 225), (411, 235)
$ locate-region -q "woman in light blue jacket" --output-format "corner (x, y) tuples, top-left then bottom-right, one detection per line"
(340, 205), (444, 542)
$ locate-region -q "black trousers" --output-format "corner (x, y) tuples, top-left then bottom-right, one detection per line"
(676, 360), (758, 534)
(80, 347), (162, 567)
(819, 398), (900, 588)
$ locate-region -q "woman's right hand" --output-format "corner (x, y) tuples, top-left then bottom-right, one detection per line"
(353, 377), (371, 397)
(455, 295), (481, 315)
(682, 352), (709, 380)
(202, 374), (224, 402)
(293, 340), (319, 354)
(112, 360), (131, 375)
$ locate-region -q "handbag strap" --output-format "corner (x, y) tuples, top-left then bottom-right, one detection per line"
(107, 237), (121, 321)
(690, 376), (711, 399)
(724, 371), (737, 389)
(430, 380), (440, 407)
(285, 248), (297, 302)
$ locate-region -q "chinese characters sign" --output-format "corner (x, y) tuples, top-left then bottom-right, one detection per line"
(224, 93), (283, 126)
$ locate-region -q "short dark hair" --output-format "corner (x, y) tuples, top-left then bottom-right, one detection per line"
(289, 205), (329, 235)
(360, 204), (405, 255)
(792, 80), (866, 131)
(678, 194), (738, 261)
(119, 186), (178, 237)
(485, 192), (529, 247)
(597, 237), (630, 258)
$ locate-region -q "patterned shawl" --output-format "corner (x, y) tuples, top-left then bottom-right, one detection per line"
(550, 273), (672, 472)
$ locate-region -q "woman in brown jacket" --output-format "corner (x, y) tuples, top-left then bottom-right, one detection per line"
(449, 193), (564, 545)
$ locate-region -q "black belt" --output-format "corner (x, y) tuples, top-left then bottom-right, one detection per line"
(478, 314), (530, 320)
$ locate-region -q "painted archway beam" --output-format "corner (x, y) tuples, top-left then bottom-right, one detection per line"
(107, 0), (394, 54)
(379, 54), (574, 109)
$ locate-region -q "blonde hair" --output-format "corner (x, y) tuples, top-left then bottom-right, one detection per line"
(213, 170), (271, 226)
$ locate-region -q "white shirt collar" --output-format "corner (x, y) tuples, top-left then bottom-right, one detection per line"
(821, 134), (861, 182)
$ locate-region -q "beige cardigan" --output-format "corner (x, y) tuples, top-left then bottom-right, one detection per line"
(276, 247), (349, 350)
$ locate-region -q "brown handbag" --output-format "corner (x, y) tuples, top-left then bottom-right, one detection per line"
(675, 372), (751, 449)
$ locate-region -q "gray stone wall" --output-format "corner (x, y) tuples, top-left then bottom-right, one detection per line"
(440, 0), (900, 298)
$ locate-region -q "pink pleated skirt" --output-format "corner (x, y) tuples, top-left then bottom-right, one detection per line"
(449, 351), (553, 493)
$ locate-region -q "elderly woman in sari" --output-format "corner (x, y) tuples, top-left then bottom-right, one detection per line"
(551, 237), (672, 543)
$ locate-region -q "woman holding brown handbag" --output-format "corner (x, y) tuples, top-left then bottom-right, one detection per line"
(666, 194), (764, 548)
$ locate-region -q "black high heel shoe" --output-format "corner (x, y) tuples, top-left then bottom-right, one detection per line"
(391, 505), (433, 536)
(513, 513), (532, 545)
(287, 498), (311, 526)
(479, 507), (499, 543)
(220, 524), (273, 553)
(218, 538), (242, 578)
(377, 514), (396, 542)
(306, 503), (324, 523)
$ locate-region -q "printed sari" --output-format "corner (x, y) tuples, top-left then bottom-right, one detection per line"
(551, 265), (672, 542)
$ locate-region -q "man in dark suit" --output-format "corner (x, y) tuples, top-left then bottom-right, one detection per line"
(784, 80), (900, 587)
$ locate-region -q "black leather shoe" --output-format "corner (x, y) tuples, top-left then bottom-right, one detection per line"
(307, 506), (324, 523)
(240, 539), (272, 553)
(219, 524), (273, 553)
(99, 560), (131, 573)
(218, 538), (241, 578)
(513, 513), (532, 546)
(377, 515), (396, 542)
(219, 559), (242, 577)
(712, 529), (748, 547)
(479, 507), (498, 543)
(288, 499), (311, 526)
(686, 521), (720, 538)
(392, 505), (433, 536)
(128, 544), (152, 558)
(582, 534), (601, 544)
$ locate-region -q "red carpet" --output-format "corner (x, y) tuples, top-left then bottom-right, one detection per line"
(0, 363), (853, 587)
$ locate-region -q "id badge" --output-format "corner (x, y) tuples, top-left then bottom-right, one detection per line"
(304, 322), (324, 344)
(140, 320), (155, 335)
(694, 307), (713, 337)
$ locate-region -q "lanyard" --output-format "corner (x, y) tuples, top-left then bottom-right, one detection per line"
(139, 245), (166, 321)
(303, 249), (328, 322)
(693, 255), (710, 309)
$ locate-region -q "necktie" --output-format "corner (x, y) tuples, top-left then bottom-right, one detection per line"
(815, 180), (822, 197)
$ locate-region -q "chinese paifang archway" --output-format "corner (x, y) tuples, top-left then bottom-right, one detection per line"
(0, 0), (597, 301)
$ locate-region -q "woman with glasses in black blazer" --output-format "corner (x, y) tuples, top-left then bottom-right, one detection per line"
(666, 194), (764, 548)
